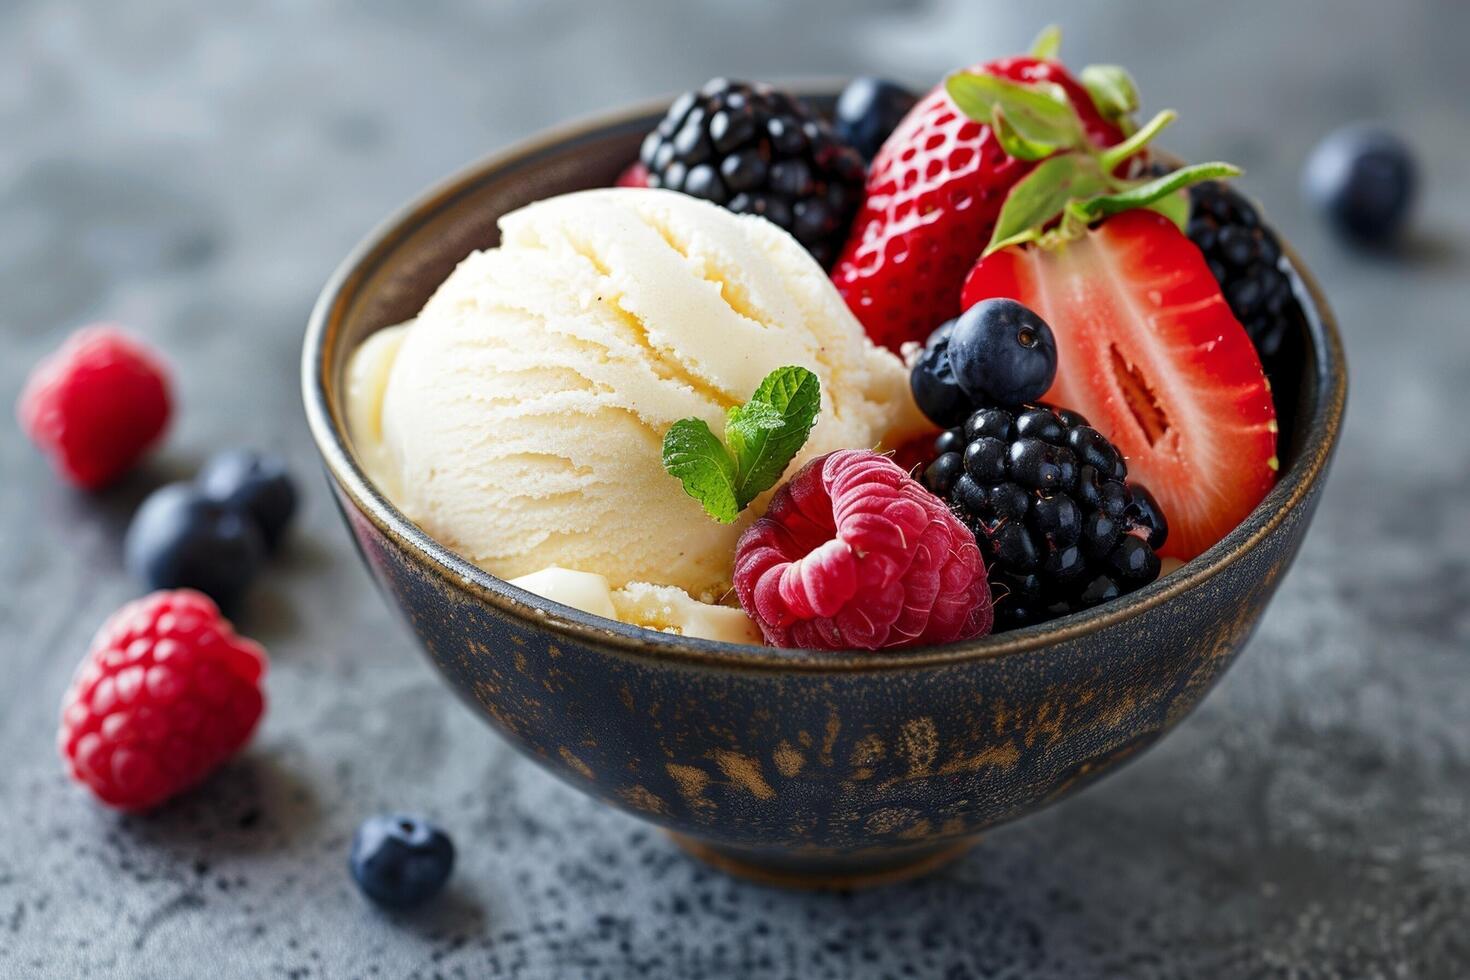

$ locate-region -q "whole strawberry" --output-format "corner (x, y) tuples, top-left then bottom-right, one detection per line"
(734, 450), (991, 650)
(17, 325), (172, 489)
(59, 590), (267, 811)
(831, 43), (1126, 353)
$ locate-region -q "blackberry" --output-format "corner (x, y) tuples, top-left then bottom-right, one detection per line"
(1186, 180), (1306, 367)
(639, 78), (866, 267)
(920, 404), (1167, 631)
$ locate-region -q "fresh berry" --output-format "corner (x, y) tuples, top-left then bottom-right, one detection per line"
(948, 298), (1057, 406)
(350, 815), (456, 909)
(198, 449), (299, 551)
(1185, 179), (1306, 365)
(58, 590), (267, 810)
(16, 325), (171, 489)
(963, 209), (1278, 561)
(615, 162), (649, 188)
(834, 76), (918, 162)
(125, 483), (266, 606)
(831, 55), (1125, 352)
(733, 450), (991, 649)
(920, 404), (1166, 630)
(638, 78), (866, 266)
(909, 319), (971, 428)
(1303, 125), (1417, 244)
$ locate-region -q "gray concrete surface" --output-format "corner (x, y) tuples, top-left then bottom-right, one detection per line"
(2, 1), (1468, 977)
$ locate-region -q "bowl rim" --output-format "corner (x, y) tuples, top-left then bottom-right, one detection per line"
(302, 90), (1348, 675)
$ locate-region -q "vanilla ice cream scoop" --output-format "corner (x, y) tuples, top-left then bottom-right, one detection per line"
(347, 188), (925, 598)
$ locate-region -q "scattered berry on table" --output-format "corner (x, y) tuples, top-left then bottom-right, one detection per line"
(1186, 179), (1306, 366)
(947, 298), (1058, 407)
(16, 325), (172, 489)
(834, 76), (917, 162)
(831, 55), (1124, 353)
(350, 814), (456, 909)
(198, 449), (299, 552)
(125, 482), (265, 606)
(963, 209), (1278, 561)
(920, 404), (1166, 630)
(638, 78), (866, 267)
(734, 449), (991, 650)
(58, 590), (267, 810)
(1303, 125), (1417, 244)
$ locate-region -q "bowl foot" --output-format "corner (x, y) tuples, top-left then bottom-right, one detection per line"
(667, 833), (978, 890)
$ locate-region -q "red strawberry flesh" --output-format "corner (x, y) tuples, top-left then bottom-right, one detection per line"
(962, 209), (1278, 560)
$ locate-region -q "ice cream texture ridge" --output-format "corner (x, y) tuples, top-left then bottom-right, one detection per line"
(346, 188), (926, 639)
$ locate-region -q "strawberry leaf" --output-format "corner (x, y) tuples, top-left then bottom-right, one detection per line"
(662, 418), (740, 524)
(985, 154), (1107, 256)
(1146, 188), (1192, 231)
(992, 108), (1060, 161)
(1072, 162), (1242, 222)
(945, 73), (1086, 154)
(1029, 24), (1062, 60)
(1080, 64), (1139, 132)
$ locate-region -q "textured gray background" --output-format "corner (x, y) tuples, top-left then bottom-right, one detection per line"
(2, 1), (1468, 977)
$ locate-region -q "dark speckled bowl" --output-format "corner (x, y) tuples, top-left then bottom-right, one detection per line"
(303, 93), (1346, 887)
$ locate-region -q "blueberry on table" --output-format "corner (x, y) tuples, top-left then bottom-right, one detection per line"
(835, 76), (917, 162)
(947, 299), (1058, 407)
(198, 449), (298, 551)
(1303, 125), (1417, 244)
(125, 483), (265, 606)
(349, 815), (455, 909)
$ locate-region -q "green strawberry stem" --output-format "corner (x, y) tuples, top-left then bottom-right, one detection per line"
(1028, 24), (1062, 60)
(1097, 109), (1175, 173)
(945, 47), (1243, 257)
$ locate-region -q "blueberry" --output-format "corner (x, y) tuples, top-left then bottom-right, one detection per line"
(909, 319), (972, 427)
(197, 449), (298, 551)
(948, 299), (1058, 406)
(349, 815), (455, 909)
(1303, 125), (1417, 244)
(834, 76), (918, 162)
(125, 483), (265, 605)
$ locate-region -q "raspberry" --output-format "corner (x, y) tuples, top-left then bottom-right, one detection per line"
(58, 590), (267, 811)
(615, 162), (650, 188)
(734, 450), (991, 650)
(17, 325), (172, 489)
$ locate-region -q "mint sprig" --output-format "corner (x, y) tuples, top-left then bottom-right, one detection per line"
(661, 366), (821, 524)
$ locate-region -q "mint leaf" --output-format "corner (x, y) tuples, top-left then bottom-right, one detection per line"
(661, 418), (740, 524)
(728, 366), (821, 508)
(1028, 24), (1062, 60)
(944, 73), (1085, 153)
(661, 366), (822, 524)
(1080, 64), (1139, 131)
(985, 154), (1106, 256)
(1072, 162), (1242, 222)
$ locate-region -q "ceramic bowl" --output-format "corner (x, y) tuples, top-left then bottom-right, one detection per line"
(303, 93), (1346, 887)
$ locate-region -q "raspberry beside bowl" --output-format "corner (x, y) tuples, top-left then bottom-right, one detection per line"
(302, 91), (1346, 886)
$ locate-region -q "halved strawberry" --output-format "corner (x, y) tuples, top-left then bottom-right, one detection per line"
(962, 209), (1278, 560)
(831, 56), (1125, 354)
